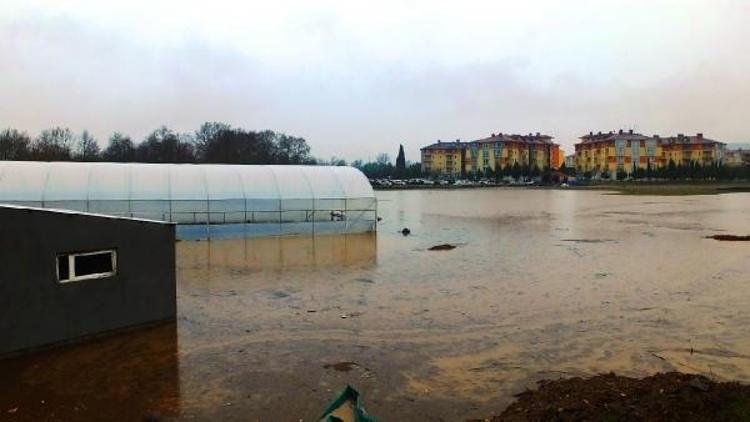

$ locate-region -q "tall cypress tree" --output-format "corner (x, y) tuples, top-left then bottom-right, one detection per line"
(396, 144), (406, 176)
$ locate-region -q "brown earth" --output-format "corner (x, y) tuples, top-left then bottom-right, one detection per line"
(706, 234), (750, 241)
(428, 243), (457, 251)
(470, 372), (750, 422)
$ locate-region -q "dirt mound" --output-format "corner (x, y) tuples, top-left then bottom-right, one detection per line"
(428, 244), (457, 251)
(471, 372), (750, 421)
(706, 234), (750, 241)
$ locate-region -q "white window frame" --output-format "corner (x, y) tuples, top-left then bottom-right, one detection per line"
(57, 249), (118, 284)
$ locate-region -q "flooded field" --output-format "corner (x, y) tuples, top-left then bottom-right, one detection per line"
(2, 188), (750, 421)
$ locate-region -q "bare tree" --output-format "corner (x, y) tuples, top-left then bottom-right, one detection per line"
(77, 130), (100, 161)
(102, 132), (136, 162)
(31, 127), (75, 161)
(0, 128), (31, 160)
(194, 121), (231, 161)
(276, 133), (312, 164)
(136, 126), (196, 163)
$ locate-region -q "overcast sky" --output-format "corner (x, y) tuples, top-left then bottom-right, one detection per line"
(1, 0), (749, 161)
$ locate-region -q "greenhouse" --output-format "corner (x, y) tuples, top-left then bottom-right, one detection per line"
(0, 161), (377, 240)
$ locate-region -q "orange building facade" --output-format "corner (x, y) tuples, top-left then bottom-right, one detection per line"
(421, 133), (561, 177)
(574, 130), (725, 177)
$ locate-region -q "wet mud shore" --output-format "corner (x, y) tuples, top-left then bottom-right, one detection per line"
(471, 372), (750, 421)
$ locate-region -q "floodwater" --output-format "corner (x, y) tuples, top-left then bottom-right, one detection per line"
(2, 188), (750, 421)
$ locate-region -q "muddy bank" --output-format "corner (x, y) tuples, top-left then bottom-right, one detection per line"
(706, 234), (750, 241)
(471, 372), (750, 421)
(583, 182), (750, 196)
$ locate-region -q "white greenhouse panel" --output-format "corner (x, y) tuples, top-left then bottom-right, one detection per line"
(272, 166), (314, 199)
(44, 163), (90, 201)
(237, 166), (281, 200)
(0, 162), (49, 201)
(0, 162), (377, 239)
(169, 165), (207, 200)
(88, 163), (129, 200)
(204, 165), (245, 200)
(129, 164), (170, 200)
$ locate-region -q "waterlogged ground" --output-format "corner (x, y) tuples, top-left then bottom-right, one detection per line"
(2, 188), (750, 421)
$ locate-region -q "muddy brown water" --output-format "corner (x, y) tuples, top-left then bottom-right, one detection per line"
(2, 188), (750, 421)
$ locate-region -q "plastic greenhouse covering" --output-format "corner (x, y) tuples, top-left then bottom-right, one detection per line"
(0, 162), (377, 240)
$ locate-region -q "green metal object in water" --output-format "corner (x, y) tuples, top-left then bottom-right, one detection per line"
(319, 385), (378, 422)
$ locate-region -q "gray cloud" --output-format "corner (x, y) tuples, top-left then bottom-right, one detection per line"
(1, 2), (749, 163)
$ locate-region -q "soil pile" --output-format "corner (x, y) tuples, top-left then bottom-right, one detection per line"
(706, 234), (750, 241)
(471, 372), (750, 421)
(428, 244), (457, 251)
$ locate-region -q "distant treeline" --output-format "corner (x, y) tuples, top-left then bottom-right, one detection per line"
(577, 160), (750, 181)
(309, 152), (423, 179)
(0, 122), (314, 164)
(352, 153), (423, 179)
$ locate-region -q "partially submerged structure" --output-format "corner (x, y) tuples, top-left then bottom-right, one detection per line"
(0, 205), (176, 356)
(0, 162), (377, 240)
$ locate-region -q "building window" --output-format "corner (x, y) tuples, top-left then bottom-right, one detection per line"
(57, 250), (117, 283)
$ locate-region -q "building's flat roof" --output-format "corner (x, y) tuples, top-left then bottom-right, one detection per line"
(0, 203), (174, 225)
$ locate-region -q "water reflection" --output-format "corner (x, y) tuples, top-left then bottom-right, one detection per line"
(0, 322), (179, 421)
(177, 232), (377, 269)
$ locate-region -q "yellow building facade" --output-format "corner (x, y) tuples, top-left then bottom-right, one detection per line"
(464, 133), (558, 174)
(420, 141), (465, 177)
(574, 130), (725, 177)
(420, 133), (560, 177)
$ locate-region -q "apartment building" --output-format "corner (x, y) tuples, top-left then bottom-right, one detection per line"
(659, 133), (725, 167)
(420, 140), (466, 177)
(574, 130), (725, 177)
(420, 132), (560, 177)
(574, 130), (655, 176)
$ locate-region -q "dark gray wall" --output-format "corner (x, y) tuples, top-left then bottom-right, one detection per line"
(0, 206), (176, 356)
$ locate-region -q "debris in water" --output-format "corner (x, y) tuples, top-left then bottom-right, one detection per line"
(354, 278), (375, 284)
(561, 238), (616, 243)
(428, 244), (456, 251)
(401, 228), (411, 236)
(323, 362), (360, 372)
(706, 234), (750, 241)
(270, 290), (291, 299)
(319, 385), (377, 422)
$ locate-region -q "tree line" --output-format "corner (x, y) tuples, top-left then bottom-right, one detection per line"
(578, 159), (750, 181)
(0, 122), (314, 164)
(313, 151), (423, 179)
(352, 153), (423, 179)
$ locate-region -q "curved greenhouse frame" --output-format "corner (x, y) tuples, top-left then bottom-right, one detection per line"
(0, 162), (377, 239)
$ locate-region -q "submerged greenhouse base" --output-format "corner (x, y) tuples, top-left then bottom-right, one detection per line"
(0, 162), (377, 240)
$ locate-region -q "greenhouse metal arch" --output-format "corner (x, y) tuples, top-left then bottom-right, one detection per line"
(0, 161), (377, 240)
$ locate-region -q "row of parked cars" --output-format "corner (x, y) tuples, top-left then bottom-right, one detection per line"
(369, 178), (438, 187)
(369, 178), (543, 188)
